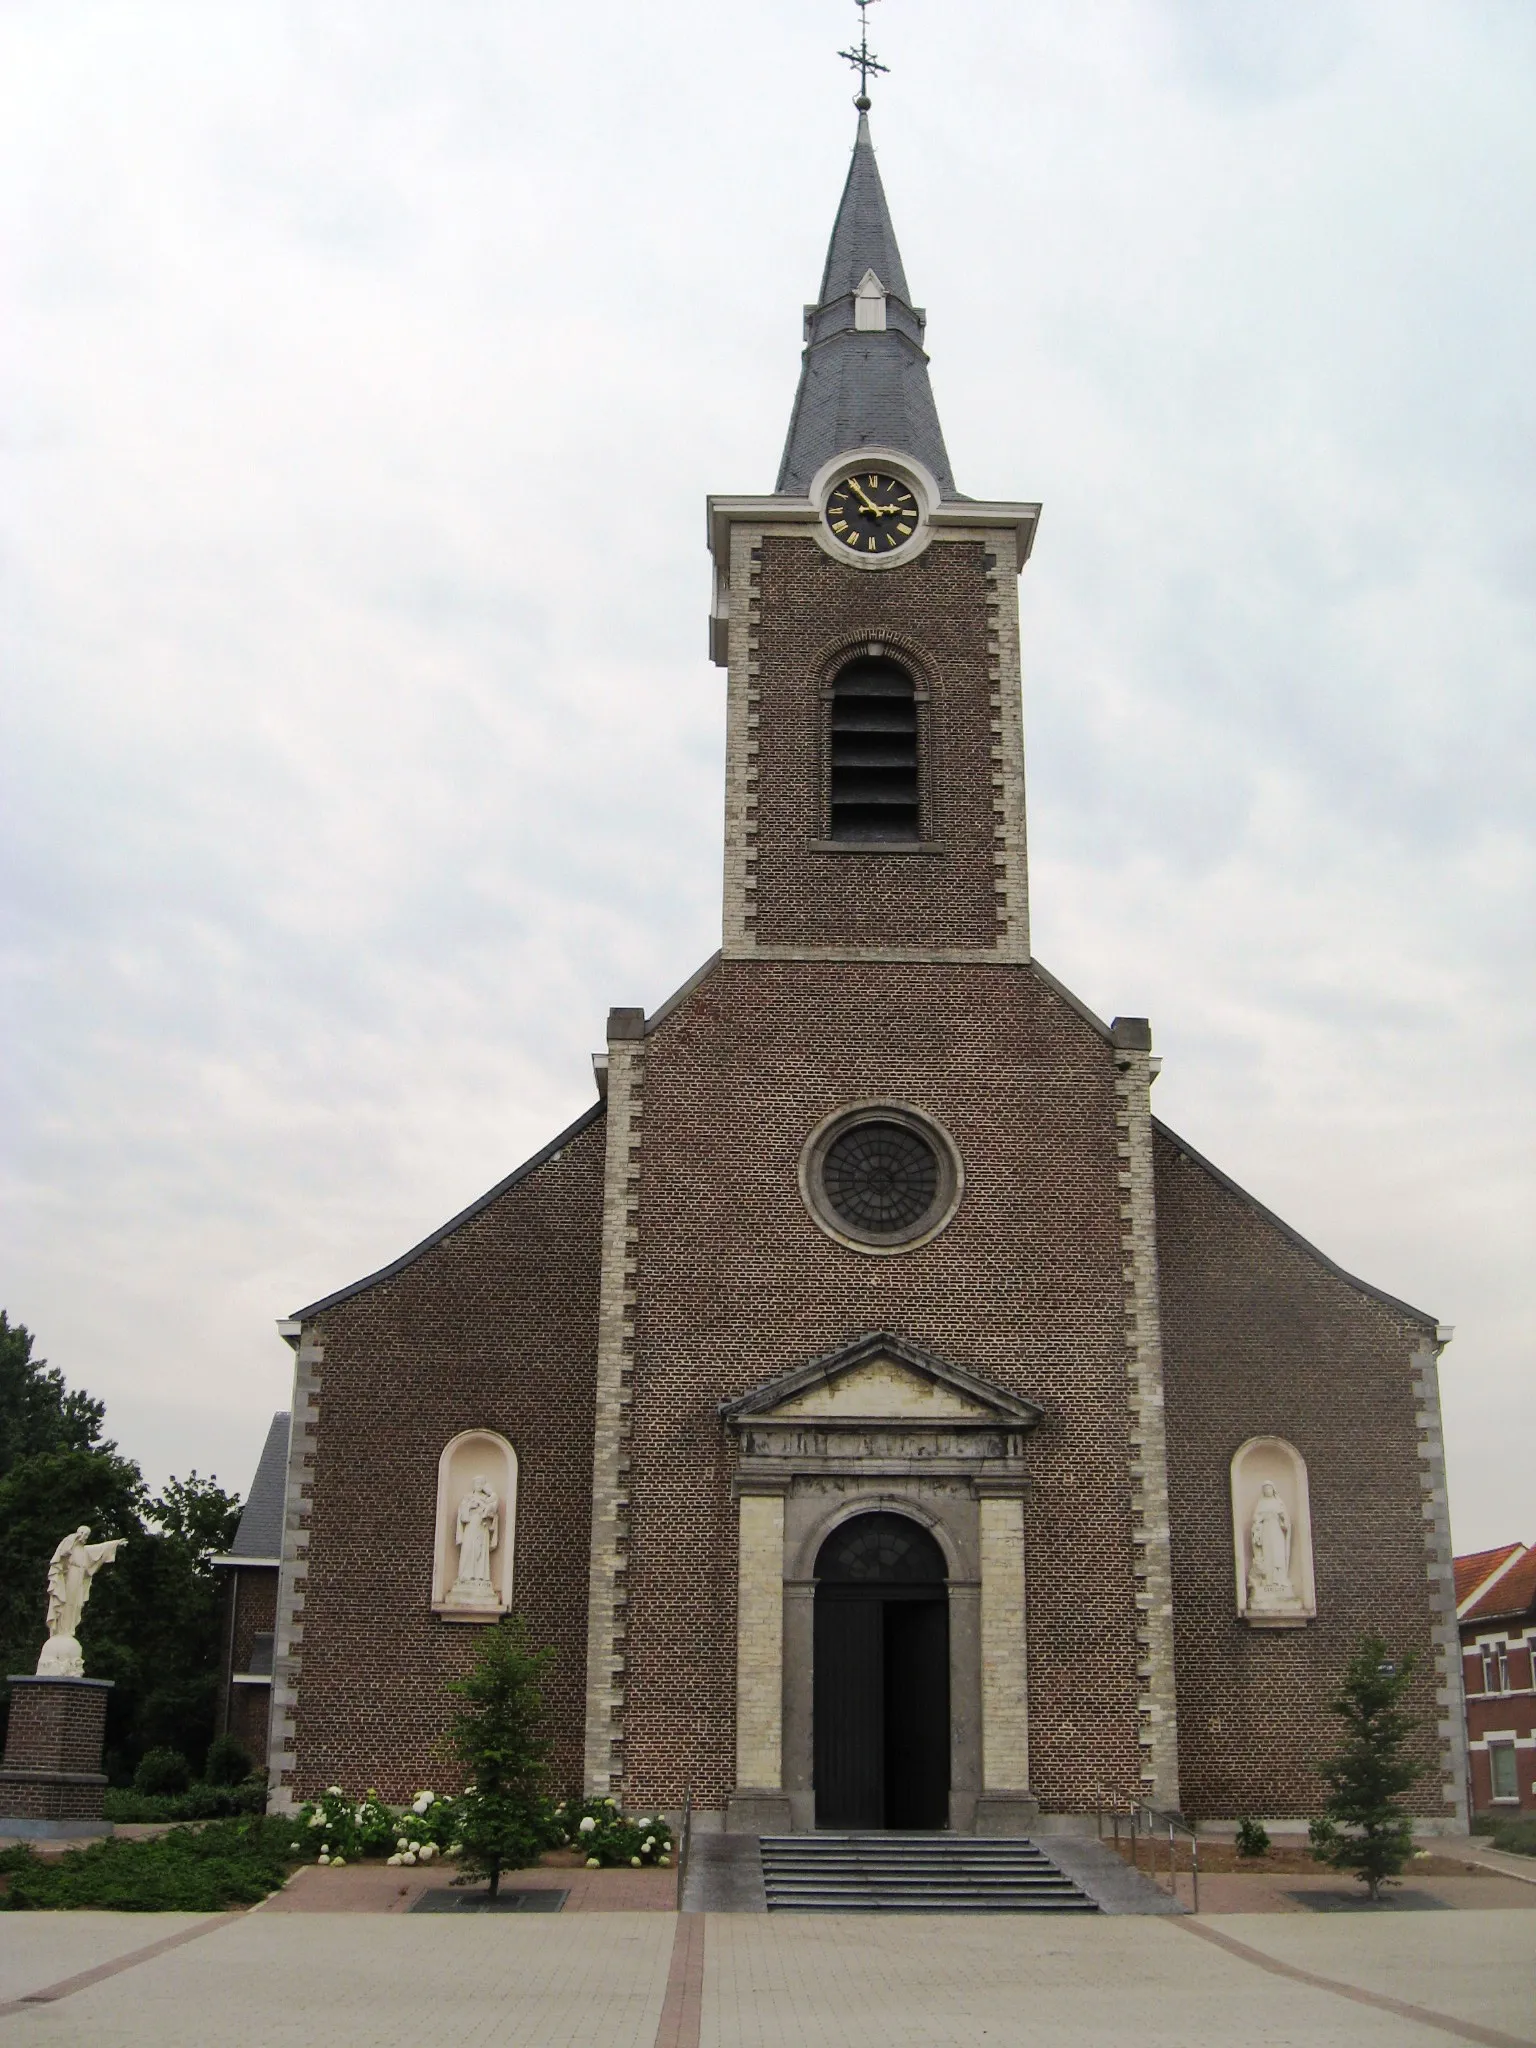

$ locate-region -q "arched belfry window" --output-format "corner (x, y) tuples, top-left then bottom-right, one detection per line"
(827, 656), (921, 843)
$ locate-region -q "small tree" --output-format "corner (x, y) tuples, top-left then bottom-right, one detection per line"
(446, 1617), (554, 1899)
(1311, 1634), (1426, 1901)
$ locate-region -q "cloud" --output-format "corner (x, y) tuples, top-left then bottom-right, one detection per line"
(1, 1), (1531, 1549)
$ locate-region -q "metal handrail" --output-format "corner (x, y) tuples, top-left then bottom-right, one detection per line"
(1094, 1793), (1199, 1915)
(675, 1787), (693, 1913)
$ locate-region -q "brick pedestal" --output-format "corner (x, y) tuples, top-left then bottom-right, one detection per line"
(1, 1674), (113, 1838)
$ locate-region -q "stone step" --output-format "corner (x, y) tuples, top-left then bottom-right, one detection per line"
(758, 1834), (1098, 1914)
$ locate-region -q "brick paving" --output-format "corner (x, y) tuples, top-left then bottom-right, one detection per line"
(0, 1900), (1532, 2048)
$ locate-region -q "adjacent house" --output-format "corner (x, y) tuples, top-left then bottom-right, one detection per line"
(1457, 1542), (1535, 1815)
(212, 1412), (289, 1766)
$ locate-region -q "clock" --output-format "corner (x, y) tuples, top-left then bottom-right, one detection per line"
(823, 468), (921, 555)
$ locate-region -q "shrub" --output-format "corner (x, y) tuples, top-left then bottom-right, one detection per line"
(132, 1748), (191, 1796)
(447, 1617), (554, 1899)
(1311, 1635), (1426, 1902)
(0, 1818), (303, 1912)
(104, 1776), (267, 1824)
(559, 1795), (674, 1869)
(1484, 1815), (1536, 1859)
(203, 1735), (253, 1786)
(1234, 1818), (1270, 1860)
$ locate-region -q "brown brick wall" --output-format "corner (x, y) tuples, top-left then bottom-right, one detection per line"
(1154, 1127), (1447, 1819)
(0, 1774), (108, 1820)
(220, 1565), (277, 1763)
(288, 1111), (606, 1802)
(1, 1678), (110, 1776)
(621, 956), (1144, 1813)
(751, 538), (1002, 951)
(227, 1684), (273, 1765)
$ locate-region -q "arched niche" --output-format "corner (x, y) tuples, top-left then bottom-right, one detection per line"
(1231, 1436), (1316, 1628)
(431, 1430), (517, 1622)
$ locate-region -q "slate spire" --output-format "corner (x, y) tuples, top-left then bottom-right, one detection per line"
(776, 114), (956, 498)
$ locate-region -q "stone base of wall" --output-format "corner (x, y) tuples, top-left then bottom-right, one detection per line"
(974, 1790), (1041, 1835)
(725, 1788), (793, 1834)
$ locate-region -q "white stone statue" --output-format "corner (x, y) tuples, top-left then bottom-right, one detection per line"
(1246, 1482), (1297, 1611)
(38, 1525), (127, 1677)
(449, 1477), (500, 1606)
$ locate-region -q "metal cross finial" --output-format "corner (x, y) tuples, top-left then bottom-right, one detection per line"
(838, 0), (889, 112)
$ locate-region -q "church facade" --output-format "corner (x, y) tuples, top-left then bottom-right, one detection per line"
(267, 118), (1467, 1835)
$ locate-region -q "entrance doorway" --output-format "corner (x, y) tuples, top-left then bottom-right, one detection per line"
(813, 1511), (950, 1829)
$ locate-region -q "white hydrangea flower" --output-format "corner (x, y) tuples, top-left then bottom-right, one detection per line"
(402, 1852), (416, 1866)
(331, 1856), (346, 1867)
(412, 1792), (434, 1815)
(318, 1854), (330, 1865)
(659, 1856), (671, 1868)
(630, 1856), (641, 1868)
(386, 1854), (402, 1867)
(419, 1843), (437, 1862)
(578, 1816), (597, 1834)
(585, 1857), (600, 1869)
(327, 1786), (343, 1797)
(604, 1797), (618, 1808)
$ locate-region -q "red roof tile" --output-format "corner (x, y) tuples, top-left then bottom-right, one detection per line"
(1461, 1546), (1536, 1625)
(1456, 1544), (1524, 1607)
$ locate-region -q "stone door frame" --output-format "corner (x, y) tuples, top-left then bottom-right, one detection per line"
(719, 1331), (1042, 1835)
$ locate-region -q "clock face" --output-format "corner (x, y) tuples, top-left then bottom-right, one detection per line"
(824, 469), (921, 555)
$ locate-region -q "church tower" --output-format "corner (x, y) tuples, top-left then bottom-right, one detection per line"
(709, 112), (1036, 967)
(269, 99), (1464, 1848)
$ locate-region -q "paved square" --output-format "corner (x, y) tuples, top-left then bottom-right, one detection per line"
(0, 1908), (1531, 2048)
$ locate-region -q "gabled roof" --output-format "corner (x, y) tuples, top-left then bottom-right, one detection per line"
(289, 1100), (603, 1320)
(1151, 1118), (1439, 1330)
(776, 113), (957, 499)
(1456, 1542), (1526, 1610)
(220, 1412), (290, 1563)
(720, 1329), (1042, 1428)
(1459, 1543), (1535, 1625)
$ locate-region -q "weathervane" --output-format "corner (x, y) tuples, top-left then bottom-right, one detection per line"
(838, 0), (889, 111)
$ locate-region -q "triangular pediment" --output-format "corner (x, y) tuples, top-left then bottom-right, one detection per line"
(720, 1332), (1042, 1429)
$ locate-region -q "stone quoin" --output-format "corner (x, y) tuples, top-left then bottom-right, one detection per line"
(265, 110), (1466, 1837)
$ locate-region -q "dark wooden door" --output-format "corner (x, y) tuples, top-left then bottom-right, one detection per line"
(884, 1597), (950, 1829)
(814, 1595), (884, 1827)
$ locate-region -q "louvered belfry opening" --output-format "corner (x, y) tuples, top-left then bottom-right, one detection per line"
(828, 656), (920, 842)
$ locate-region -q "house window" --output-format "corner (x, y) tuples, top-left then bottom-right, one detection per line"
(1483, 1643), (1509, 1694)
(1489, 1743), (1519, 1802)
(246, 1630), (274, 1677)
(827, 656), (920, 842)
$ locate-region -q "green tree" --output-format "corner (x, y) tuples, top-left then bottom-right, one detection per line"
(446, 1617), (554, 1899)
(1311, 1634), (1427, 1901)
(0, 1311), (107, 1471)
(0, 1314), (241, 1778)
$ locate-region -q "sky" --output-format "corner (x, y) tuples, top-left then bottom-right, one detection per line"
(2, 1), (1532, 1553)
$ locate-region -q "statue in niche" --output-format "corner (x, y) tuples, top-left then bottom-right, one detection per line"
(1246, 1482), (1298, 1611)
(449, 1476), (501, 1606)
(38, 1525), (127, 1676)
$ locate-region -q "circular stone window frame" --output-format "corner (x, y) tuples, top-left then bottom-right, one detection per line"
(798, 1101), (965, 1256)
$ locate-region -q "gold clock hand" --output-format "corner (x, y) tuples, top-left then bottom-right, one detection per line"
(848, 478), (881, 513)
